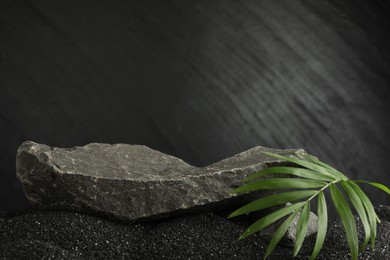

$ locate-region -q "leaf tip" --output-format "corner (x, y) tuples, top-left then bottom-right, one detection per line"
(227, 212), (236, 219)
(229, 188), (240, 195)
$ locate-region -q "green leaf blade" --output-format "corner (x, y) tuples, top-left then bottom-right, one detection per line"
(348, 181), (379, 250)
(264, 211), (300, 259)
(354, 180), (390, 195)
(229, 151), (389, 259)
(261, 152), (345, 180)
(294, 202), (311, 256)
(239, 202), (305, 240)
(298, 153), (343, 177)
(228, 190), (317, 218)
(330, 183), (358, 260)
(341, 180), (371, 252)
(244, 166), (336, 182)
(310, 190), (328, 260)
(231, 178), (326, 194)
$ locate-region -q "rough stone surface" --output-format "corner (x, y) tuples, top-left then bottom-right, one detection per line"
(1, 206), (389, 259)
(16, 141), (304, 222)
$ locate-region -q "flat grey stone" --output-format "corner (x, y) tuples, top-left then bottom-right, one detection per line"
(16, 141), (305, 222)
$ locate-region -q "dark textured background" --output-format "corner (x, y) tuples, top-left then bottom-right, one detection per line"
(1, 0), (389, 212)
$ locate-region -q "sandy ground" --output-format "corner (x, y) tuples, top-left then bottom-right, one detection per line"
(1, 206), (389, 259)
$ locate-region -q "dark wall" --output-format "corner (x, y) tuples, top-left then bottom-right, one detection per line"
(1, 0), (389, 212)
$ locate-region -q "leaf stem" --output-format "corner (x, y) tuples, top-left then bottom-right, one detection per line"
(306, 179), (342, 203)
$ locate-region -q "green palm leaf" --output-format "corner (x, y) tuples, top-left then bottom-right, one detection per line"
(329, 184), (358, 260)
(244, 166), (336, 182)
(228, 190), (316, 218)
(239, 202), (305, 240)
(229, 151), (389, 259)
(310, 190), (327, 260)
(348, 181), (380, 249)
(264, 211), (300, 259)
(341, 180), (371, 252)
(231, 178), (326, 194)
(353, 180), (390, 195)
(262, 152), (346, 180)
(298, 153), (343, 176)
(294, 202), (311, 256)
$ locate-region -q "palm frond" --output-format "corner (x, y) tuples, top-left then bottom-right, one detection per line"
(340, 180), (371, 252)
(348, 181), (379, 249)
(228, 190), (316, 218)
(244, 166), (336, 182)
(229, 151), (390, 259)
(238, 202), (305, 240)
(310, 190), (327, 260)
(294, 202), (310, 256)
(262, 152), (347, 180)
(330, 183), (358, 260)
(297, 153), (343, 176)
(264, 211), (299, 259)
(353, 180), (390, 195)
(231, 178), (326, 194)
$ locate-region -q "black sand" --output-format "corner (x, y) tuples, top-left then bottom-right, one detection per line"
(1, 206), (389, 259)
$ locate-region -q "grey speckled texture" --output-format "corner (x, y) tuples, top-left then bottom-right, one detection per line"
(0, 205), (389, 259)
(16, 141), (304, 222)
